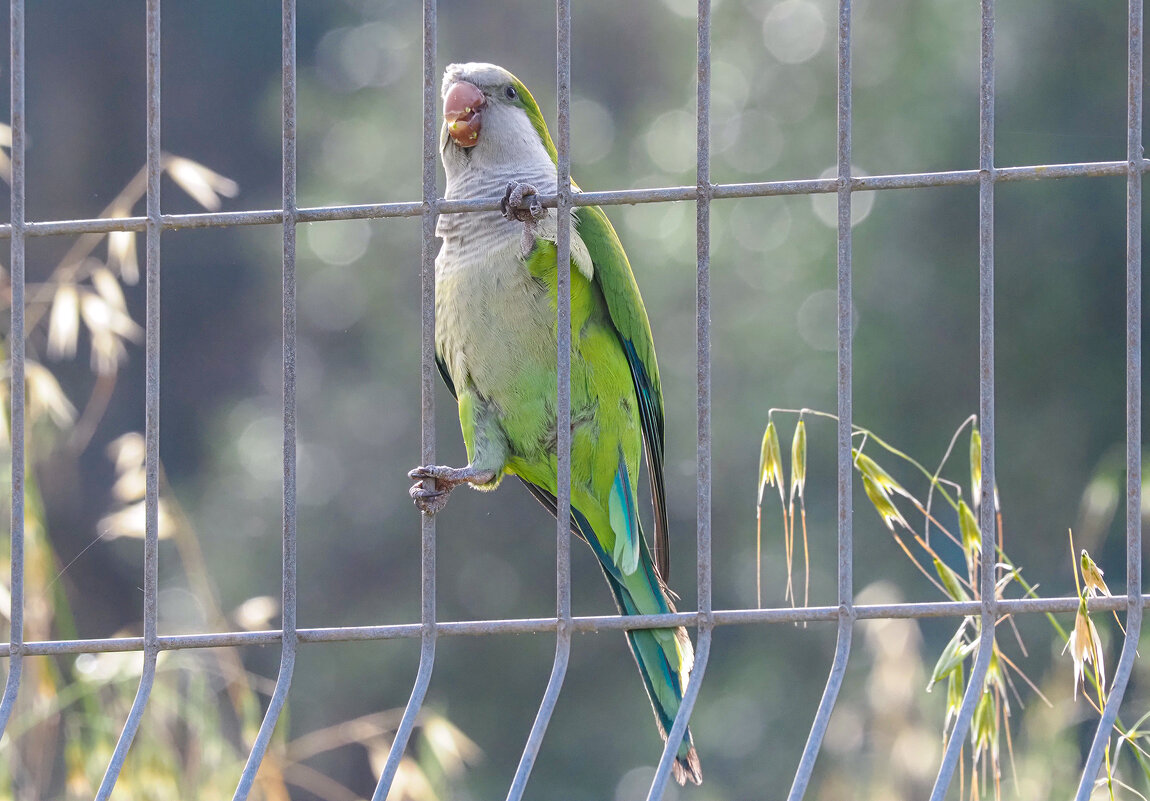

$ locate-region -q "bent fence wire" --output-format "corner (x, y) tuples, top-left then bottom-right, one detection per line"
(0, 0), (1144, 799)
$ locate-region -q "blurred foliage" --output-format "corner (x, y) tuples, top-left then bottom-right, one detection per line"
(761, 410), (1150, 798)
(0, 157), (476, 798)
(0, 0), (1145, 799)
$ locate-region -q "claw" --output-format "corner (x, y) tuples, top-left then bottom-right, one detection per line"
(408, 465), (453, 482)
(501, 180), (546, 224)
(501, 180), (547, 259)
(410, 478), (450, 516)
(409, 465), (456, 516)
(407, 464), (498, 515)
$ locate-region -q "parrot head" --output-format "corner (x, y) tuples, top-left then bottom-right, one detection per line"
(440, 62), (558, 172)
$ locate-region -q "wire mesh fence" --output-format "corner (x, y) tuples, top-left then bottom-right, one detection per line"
(0, 1), (1144, 800)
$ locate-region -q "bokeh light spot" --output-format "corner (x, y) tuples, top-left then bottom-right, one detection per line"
(763, 0), (826, 64)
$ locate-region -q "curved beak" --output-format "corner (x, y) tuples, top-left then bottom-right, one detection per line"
(443, 80), (485, 148)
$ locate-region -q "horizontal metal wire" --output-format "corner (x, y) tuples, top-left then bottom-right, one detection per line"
(1, 0), (1141, 796)
(0, 158), (1143, 241)
(3, 593), (1145, 657)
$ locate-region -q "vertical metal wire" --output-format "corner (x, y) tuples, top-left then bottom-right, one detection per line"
(930, 1), (998, 797)
(0, 0), (25, 749)
(505, 4), (574, 797)
(0, 3), (1132, 797)
(786, 2), (855, 797)
(232, 1), (298, 797)
(371, 1), (438, 796)
(94, 1), (163, 796)
(1073, 1), (1144, 795)
(646, 2), (714, 797)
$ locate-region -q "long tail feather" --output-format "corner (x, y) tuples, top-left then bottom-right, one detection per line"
(518, 479), (702, 785)
(596, 536), (702, 786)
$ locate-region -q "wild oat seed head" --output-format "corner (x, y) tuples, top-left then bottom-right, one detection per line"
(945, 664), (964, 732)
(852, 449), (908, 499)
(928, 623), (973, 691)
(933, 557), (970, 603)
(861, 473), (908, 531)
(1063, 597), (1106, 700)
(758, 420), (784, 505)
(1080, 549), (1111, 598)
(969, 427), (982, 510)
(790, 418), (807, 503)
(958, 500), (980, 559)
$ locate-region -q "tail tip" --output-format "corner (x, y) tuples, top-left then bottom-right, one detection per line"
(672, 746), (703, 786)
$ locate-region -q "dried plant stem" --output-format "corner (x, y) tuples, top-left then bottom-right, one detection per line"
(756, 506), (762, 608)
(22, 163), (150, 334)
(67, 371), (117, 454)
(285, 709), (405, 763)
(784, 495), (794, 605)
(799, 500), (809, 611)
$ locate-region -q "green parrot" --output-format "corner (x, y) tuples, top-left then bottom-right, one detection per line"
(407, 62), (702, 785)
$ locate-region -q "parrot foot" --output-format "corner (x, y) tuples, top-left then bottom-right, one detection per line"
(501, 180), (546, 259)
(501, 180), (545, 223)
(408, 464), (497, 516)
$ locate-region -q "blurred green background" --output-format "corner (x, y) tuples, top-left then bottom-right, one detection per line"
(2, 0), (1147, 798)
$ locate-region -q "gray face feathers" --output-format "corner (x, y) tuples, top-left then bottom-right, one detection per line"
(439, 62), (555, 185)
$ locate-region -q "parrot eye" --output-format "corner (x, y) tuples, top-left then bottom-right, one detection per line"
(503, 85), (518, 101)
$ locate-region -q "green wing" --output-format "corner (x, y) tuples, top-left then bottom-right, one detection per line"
(575, 204), (670, 581)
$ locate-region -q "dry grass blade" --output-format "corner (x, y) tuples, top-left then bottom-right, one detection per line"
(47, 283), (80, 359)
(422, 714), (483, 778)
(107, 431), (146, 473)
(165, 155), (240, 211)
(285, 710), (404, 763)
(96, 498), (176, 540)
(78, 291), (143, 375)
(26, 360), (77, 426)
(79, 291), (142, 342)
(388, 757), (438, 801)
(107, 229), (139, 285)
(110, 464), (145, 502)
(92, 267), (128, 311)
